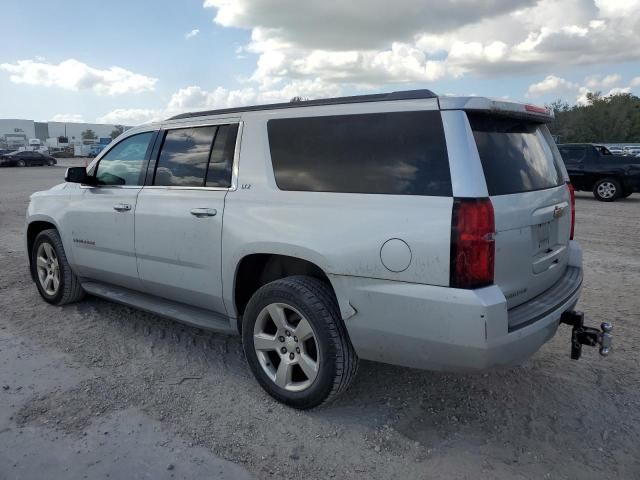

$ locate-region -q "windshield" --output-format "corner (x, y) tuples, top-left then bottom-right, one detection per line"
(468, 112), (564, 196)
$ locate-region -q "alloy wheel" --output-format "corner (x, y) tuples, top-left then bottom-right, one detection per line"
(597, 181), (617, 199)
(253, 302), (320, 392)
(36, 242), (60, 296)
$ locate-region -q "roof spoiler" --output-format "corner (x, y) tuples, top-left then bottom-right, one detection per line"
(438, 97), (554, 123)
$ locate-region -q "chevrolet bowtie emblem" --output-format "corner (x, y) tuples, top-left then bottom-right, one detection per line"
(553, 205), (565, 218)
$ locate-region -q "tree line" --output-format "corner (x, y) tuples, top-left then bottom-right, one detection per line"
(547, 92), (640, 143)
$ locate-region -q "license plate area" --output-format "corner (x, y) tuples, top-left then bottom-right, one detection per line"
(533, 221), (556, 254)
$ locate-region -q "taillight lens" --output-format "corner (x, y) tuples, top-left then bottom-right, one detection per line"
(450, 198), (495, 289)
(567, 182), (575, 240)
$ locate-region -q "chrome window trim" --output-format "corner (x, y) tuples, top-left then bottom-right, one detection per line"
(80, 185), (141, 190)
(81, 121), (243, 192)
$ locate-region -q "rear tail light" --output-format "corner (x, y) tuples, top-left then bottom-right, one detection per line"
(568, 182), (575, 240)
(450, 198), (495, 289)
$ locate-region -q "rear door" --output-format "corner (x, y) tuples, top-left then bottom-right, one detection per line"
(467, 113), (571, 309)
(558, 146), (587, 189)
(134, 122), (239, 314)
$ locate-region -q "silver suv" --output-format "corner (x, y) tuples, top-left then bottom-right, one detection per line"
(25, 90), (610, 408)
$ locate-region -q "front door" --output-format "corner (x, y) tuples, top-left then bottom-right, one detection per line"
(68, 131), (156, 290)
(135, 122), (239, 314)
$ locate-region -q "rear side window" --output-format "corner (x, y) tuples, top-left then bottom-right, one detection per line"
(206, 124), (238, 188)
(154, 126), (217, 187)
(468, 113), (563, 196)
(153, 124), (238, 188)
(559, 147), (586, 166)
(267, 111), (451, 196)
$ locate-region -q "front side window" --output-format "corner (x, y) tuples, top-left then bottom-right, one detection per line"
(267, 111), (451, 196)
(95, 132), (154, 186)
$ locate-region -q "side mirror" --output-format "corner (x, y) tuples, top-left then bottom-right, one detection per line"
(65, 166), (96, 185)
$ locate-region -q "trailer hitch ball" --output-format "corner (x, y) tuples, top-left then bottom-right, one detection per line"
(600, 322), (613, 356)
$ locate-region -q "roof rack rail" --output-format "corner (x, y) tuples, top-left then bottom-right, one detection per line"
(166, 89), (438, 120)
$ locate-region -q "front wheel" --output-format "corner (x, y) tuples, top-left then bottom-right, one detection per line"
(242, 276), (358, 409)
(17, 159), (26, 167)
(31, 229), (85, 305)
(593, 178), (621, 202)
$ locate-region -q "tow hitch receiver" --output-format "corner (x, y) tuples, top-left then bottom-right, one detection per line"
(561, 311), (612, 360)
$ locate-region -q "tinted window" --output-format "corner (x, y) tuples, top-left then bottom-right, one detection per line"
(559, 147), (586, 166)
(267, 111), (451, 196)
(154, 126), (216, 187)
(95, 132), (154, 186)
(206, 124), (238, 188)
(468, 113), (563, 196)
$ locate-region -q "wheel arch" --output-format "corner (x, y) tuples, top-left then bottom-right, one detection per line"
(588, 173), (624, 191)
(230, 252), (353, 329)
(26, 217), (62, 281)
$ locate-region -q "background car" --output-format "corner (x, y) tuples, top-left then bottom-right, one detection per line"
(0, 150), (57, 167)
(87, 144), (106, 157)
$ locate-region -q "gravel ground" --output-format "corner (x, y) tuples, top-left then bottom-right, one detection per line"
(1, 165), (639, 479)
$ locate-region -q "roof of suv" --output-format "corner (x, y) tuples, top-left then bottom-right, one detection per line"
(167, 89), (438, 120)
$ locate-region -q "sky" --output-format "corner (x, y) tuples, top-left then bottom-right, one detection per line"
(1, 0), (639, 125)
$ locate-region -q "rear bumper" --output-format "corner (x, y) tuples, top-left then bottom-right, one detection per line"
(333, 240), (583, 372)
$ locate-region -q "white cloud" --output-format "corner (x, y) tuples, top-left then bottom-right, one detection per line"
(96, 108), (160, 125)
(0, 59), (157, 95)
(527, 75), (578, 97)
(185, 29), (200, 39)
(202, 0), (640, 90)
(50, 114), (85, 123)
(97, 79), (342, 125)
(204, 0), (534, 50)
(585, 74), (622, 89)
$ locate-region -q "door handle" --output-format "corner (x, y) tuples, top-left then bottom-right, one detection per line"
(113, 203), (132, 212)
(190, 208), (217, 218)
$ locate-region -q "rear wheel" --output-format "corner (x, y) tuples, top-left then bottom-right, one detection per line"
(242, 276), (358, 409)
(31, 229), (85, 305)
(593, 178), (621, 202)
(47, 158), (55, 166)
(17, 159), (26, 167)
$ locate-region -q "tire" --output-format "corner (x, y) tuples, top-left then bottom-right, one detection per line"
(593, 178), (621, 202)
(47, 159), (55, 166)
(17, 159), (26, 167)
(242, 275), (358, 409)
(31, 229), (85, 305)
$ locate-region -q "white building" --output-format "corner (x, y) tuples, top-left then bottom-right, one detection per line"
(0, 119), (36, 149)
(47, 122), (118, 144)
(0, 118), (129, 150)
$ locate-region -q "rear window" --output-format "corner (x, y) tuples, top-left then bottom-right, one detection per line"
(468, 113), (563, 196)
(267, 111), (451, 196)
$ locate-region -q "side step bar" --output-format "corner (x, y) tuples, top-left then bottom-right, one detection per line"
(82, 281), (238, 335)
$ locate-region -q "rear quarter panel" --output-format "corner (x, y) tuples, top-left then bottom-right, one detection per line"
(221, 106), (453, 317)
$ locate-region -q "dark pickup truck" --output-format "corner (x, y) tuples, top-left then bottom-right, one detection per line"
(558, 143), (640, 201)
